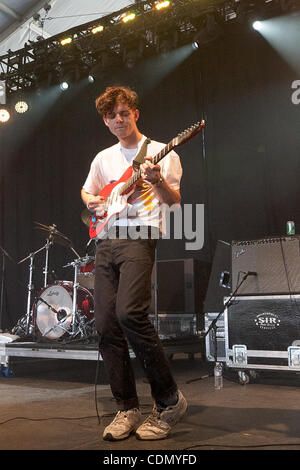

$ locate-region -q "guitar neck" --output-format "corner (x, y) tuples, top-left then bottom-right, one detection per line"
(120, 141), (174, 195)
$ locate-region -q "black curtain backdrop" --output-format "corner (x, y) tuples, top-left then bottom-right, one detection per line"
(0, 24), (299, 329)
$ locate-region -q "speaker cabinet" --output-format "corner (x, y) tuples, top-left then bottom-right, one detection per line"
(150, 258), (210, 315)
(231, 236), (300, 295)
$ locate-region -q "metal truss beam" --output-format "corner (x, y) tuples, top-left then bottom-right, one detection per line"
(0, 0), (290, 96)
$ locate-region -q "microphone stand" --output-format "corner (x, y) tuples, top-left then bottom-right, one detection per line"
(0, 245), (15, 332)
(202, 271), (253, 352)
(187, 271), (253, 384)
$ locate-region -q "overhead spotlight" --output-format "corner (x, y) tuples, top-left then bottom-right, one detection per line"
(122, 13), (136, 23)
(0, 108), (10, 123)
(15, 101), (29, 114)
(192, 41), (199, 50)
(155, 1), (171, 10)
(252, 21), (263, 31)
(60, 81), (69, 90)
(60, 37), (72, 46)
(88, 75), (95, 84)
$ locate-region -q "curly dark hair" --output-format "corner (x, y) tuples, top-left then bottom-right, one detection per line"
(95, 86), (139, 116)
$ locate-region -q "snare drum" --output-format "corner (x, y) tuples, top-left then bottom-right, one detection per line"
(35, 281), (94, 340)
(78, 256), (95, 290)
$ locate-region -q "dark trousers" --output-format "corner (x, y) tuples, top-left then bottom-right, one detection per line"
(94, 234), (178, 411)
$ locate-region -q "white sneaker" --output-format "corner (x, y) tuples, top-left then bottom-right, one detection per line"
(135, 390), (187, 440)
(103, 408), (142, 441)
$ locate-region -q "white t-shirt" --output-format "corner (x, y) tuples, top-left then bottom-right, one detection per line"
(83, 135), (182, 229)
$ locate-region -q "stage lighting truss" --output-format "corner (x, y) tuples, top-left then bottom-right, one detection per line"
(0, 0), (297, 96)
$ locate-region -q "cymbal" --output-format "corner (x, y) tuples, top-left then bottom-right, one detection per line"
(81, 209), (91, 228)
(34, 222), (72, 248)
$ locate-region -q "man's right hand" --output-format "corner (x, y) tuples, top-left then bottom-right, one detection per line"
(86, 195), (105, 211)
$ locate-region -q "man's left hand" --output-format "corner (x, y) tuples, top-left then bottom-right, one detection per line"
(140, 157), (162, 185)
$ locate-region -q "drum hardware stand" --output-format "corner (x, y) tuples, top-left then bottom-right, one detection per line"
(42, 237), (53, 288)
(18, 239), (54, 335)
(200, 271), (251, 348)
(61, 257), (93, 339)
(42, 315), (73, 339)
(0, 245), (15, 332)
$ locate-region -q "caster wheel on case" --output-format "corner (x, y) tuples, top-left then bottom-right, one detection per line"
(4, 367), (14, 378)
(238, 371), (249, 385)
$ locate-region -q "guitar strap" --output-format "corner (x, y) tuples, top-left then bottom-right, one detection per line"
(132, 137), (151, 171)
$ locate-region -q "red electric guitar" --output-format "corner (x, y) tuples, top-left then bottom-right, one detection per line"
(89, 120), (205, 240)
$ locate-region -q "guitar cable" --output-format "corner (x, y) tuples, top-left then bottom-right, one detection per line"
(94, 334), (102, 425)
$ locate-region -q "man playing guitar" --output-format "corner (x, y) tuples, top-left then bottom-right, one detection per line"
(81, 85), (187, 441)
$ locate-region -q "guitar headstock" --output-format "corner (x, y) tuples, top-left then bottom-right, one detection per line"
(172, 120), (205, 148)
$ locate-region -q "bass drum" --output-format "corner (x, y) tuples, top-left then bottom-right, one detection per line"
(35, 281), (94, 340)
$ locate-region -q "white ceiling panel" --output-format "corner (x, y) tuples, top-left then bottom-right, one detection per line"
(0, 0), (132, 57)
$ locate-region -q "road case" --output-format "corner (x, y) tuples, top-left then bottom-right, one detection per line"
(223, 295), (300, 382)
(204, 312), (226, 362)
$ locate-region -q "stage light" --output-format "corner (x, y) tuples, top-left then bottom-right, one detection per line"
(155, 1), (171, 10)
(88, 75), (95, 83)
(192, 41), (199, 50)
(122, 13), (136, 23)
(60, 37), (72, 46)
(253, 21), (263, 31)
(91, 25), (104, 34)
(15, 101), (29, 114)
(0, 108), (10, 123)
(60, 81), (69, 90)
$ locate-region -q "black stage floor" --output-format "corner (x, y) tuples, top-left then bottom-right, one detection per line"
(1, 344), (300, 455)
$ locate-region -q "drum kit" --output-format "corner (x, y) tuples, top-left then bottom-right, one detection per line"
(12, 215), (97, 343)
